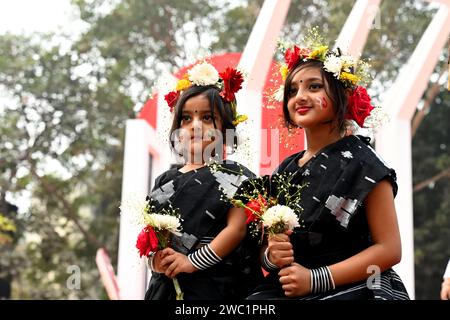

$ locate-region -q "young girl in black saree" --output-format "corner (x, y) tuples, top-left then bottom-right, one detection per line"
(144, 62), (262, 300)
(247, 32), (409, 300)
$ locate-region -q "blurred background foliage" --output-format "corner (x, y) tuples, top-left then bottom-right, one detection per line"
(0, 0), (448, 299)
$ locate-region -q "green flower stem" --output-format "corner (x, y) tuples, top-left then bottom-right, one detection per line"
(173, 277), (184, 300)
(232, 200), (264, 220)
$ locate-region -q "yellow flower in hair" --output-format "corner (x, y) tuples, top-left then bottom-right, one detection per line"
(340, 72), (359, 85)
(175, 79), (191, 91)
(280, 64), (289, 81)
(309, 46), (328, 60)
(233, 114), (248, 126)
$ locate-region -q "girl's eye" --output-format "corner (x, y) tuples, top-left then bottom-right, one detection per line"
(309, 83), (324, 90)
(288, 87), (298, 97)
(181, 115), (191, 122)
(203, 114), (213, 121)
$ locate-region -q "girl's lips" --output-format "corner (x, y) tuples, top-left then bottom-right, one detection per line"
(295, 106), (311, 114)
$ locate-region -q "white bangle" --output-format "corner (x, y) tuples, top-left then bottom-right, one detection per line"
(147, 251), (156, 272)
(262, 247), (279, 271)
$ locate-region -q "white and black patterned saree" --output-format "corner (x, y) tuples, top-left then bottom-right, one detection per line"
(248, 135), (409, 300)
(144, 160), (264, 300)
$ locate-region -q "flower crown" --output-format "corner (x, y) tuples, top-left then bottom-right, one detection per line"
(164, 62), (248, 126)
(275, 28), (378, 128)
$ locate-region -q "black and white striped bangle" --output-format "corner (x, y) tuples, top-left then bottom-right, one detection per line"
(310, 266), (335, 294)
(262, 247), (279, 271)
(188, 244), (222, 270)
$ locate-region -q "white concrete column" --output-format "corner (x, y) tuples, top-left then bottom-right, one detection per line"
(375, 119), (415, 298)
(117, 119), (152, 299)
(236, 0), (291, 174)
(334, 0), (381, 55)
(375, 3), (450, 299)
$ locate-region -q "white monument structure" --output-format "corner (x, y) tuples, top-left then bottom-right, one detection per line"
(116, 0), (450, 299)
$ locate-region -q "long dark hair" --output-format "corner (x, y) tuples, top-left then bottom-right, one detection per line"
(169, 85), (237, 151)
(282, 60), (348, 133)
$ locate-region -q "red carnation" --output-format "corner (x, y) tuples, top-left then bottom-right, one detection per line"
(244, 195), (267, 225)
(164, 91), (180, 112)
(284, 46), (311, 70)
(219, 67), (244, 102)
(285, 46), (301, 70)
(346, 86), (375, 127)
(136, 226), (159, 257)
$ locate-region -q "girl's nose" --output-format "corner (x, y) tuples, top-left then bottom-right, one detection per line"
(295, 88), (307, 103)
(191, 117), (202, 131)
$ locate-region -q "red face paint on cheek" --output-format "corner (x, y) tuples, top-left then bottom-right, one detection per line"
(321, 97), (328, 109)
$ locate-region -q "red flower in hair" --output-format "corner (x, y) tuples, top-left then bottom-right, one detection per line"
(219, 67), (244, 102)
(284, 46), (311, 70)
(285, 46), (301, 70)
(136, 226), (158, 257)
(346, 86), (375, 127)
(244, 194), (267, 225)
(164, 91), (180, 112)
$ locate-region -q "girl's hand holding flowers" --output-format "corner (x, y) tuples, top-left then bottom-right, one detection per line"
(151, 248), (174, 273)
(267, 231), (294, 268)
(162, 251), (197, 278)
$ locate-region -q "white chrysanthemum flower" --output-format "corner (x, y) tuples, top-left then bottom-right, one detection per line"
(188, 62), (219, 86)
(144, 213), (181, 233)
(323, 55), (343, 77)
(262, 205), (299, 231)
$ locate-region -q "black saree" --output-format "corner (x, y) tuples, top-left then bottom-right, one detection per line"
(144, 160), (264, 300)
(247, 135), (409, 300)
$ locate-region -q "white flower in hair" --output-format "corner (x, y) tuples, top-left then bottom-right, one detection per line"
(262, 205), (300, 231)
(323, 55), (343, 77)
(188, 62), (220, 86)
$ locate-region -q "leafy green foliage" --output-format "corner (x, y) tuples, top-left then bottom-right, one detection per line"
(412, 88), (450, 300)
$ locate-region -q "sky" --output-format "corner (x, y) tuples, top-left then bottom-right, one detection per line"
(0, 0), (83, 35)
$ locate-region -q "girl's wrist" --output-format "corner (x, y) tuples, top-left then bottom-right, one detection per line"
(262, 247), (279, 271)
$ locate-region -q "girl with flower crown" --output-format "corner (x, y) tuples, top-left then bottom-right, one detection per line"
(247, 31), (409, 300)
(143, 62), (263, 300)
